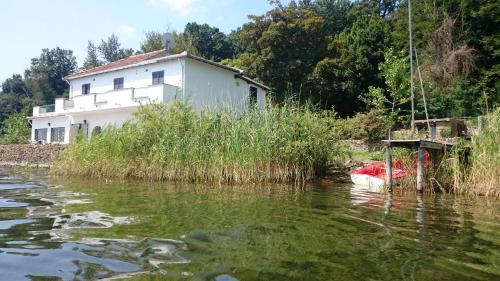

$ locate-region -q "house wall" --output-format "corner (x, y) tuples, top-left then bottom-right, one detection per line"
(70, 108), (136, 138)
(69, 60), (183, 98)
(183, 59), (266, 114)
(31, 116), (71, 144)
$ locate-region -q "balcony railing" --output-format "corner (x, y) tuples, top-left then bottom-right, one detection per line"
(32, 84), (180, 117)
(40, 104), (55, 113)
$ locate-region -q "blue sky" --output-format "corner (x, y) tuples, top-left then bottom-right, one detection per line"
(0, 0), (281, 83)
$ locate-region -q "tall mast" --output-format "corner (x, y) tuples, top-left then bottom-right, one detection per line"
(408, 0), (415, 132)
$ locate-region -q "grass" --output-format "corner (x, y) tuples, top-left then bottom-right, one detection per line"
(52, 101), (348, 183)
(461, 108), (499, 197)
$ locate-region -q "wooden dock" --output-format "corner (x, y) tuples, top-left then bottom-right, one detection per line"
(382, 139), (455, 192)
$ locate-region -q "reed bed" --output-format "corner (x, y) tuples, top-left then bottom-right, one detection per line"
(53, 101), (348, 183)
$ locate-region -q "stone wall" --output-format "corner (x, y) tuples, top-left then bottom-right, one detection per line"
(0, 144), (66, 167)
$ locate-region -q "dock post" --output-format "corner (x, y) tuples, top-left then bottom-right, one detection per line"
(385, 145), (393, 190)
(417, 146), (425, 192)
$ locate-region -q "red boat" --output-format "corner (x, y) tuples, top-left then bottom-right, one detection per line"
(350, 152), (429, 188)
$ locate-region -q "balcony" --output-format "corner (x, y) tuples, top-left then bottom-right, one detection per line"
(32, 84), (180, 117)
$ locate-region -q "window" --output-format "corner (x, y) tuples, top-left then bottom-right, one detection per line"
(82, 83), (91, 95)
(51, 127), (65, 143)
(249, 86), (258, 106)
(152, 71), (164, 85)
(114, 77), (124, 90)
(34, 128), (47, 143)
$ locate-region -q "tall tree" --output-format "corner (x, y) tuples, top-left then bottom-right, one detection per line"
(140, 31), (165, 53)
(1, 74), (29, 97)
(82, 41), (102, 70)
(239, 1), (326, 99)
(172, 22), (234, 61)
(24, 47), (77, 103)
(98, 34), (132, 63)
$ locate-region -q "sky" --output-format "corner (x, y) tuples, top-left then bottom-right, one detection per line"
(0, 0), (281, 83)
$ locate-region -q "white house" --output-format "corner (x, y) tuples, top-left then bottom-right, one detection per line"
(28, 50), (269, 144)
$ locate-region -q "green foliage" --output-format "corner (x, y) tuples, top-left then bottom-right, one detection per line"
(0, 93), (24, 125)
(361, 48), (410, 124)
(82, 41), (102, 70)
(172, 23), (235, 61)
(333, 109), (392, 141)
(0, 109), (30, 144)
(24, 47), (77, 104)
(140, 31), (165, 53)
(1, 74), (28, 96)
(466, 109), (500, 197)
(98, 34), (130, 63)
(53, 102), (348, 183)
(239, 1), (326, 100)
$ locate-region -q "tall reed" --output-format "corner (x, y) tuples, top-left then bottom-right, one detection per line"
(53, 101), (348, 183)
(464, 108), (499, 197)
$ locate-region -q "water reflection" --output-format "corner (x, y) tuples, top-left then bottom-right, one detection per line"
(0, 167), (499, 281)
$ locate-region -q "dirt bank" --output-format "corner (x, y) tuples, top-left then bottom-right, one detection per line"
(0, 144), (66, 167)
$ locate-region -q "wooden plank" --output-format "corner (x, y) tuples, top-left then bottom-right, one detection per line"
(419, 140), (445, 150)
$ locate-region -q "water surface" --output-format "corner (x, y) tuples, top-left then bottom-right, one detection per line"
(0, 167), (498, 280)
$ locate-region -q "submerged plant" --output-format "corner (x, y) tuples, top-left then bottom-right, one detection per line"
(53, 101), (348, 183)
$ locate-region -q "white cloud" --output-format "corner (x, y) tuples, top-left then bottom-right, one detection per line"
(118, 25), (137, 34)
(147, 0), (200, 16)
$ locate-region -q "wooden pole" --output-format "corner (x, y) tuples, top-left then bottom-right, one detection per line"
(408, 0), (415, 133)
(417, 146), (425, 192)
(385, 145), (393, 190)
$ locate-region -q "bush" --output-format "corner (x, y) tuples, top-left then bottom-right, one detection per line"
(0, 111), (31, 144)
(53, 102), (348, 183)
(333, 109), (392, 142)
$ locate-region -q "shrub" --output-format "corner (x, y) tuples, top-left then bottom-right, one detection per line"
(333, 109), (392, 142)
(0, 111), (31, 144)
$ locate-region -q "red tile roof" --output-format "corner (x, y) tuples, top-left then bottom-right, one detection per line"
(65, 49), (169, 80)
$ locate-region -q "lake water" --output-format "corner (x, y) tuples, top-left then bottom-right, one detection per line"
(0, 167), (498, 281)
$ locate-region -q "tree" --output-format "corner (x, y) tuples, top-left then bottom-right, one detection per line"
(83, 41), (102, 70)
(239, 1), (326, 99)
(98, 34), (132, 63)
(1, 74), (29, 97)
(172, 22), (234, 61)
(24, 47), (78, 104)
(314, 0), (353, 35)
(140, 31), (165, 53)
(0, 93), (24, 125)
(361, 49), (411, 123)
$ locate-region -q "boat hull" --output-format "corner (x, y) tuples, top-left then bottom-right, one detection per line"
(350, 173), (385, 189)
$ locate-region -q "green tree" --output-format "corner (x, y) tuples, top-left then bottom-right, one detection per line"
(0, 93), (24, 125)
(140, 31), (165, 53)
(172, 22), (234, 61)
(83, 41), (102, 70)
(24, 47), (77, 104)
(1, 74), (29, 97)
(240, 1), (326, 99)
(361, 49), (411, 123)
(314, 0), (353, 35)
(98, 34), (133, 63)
